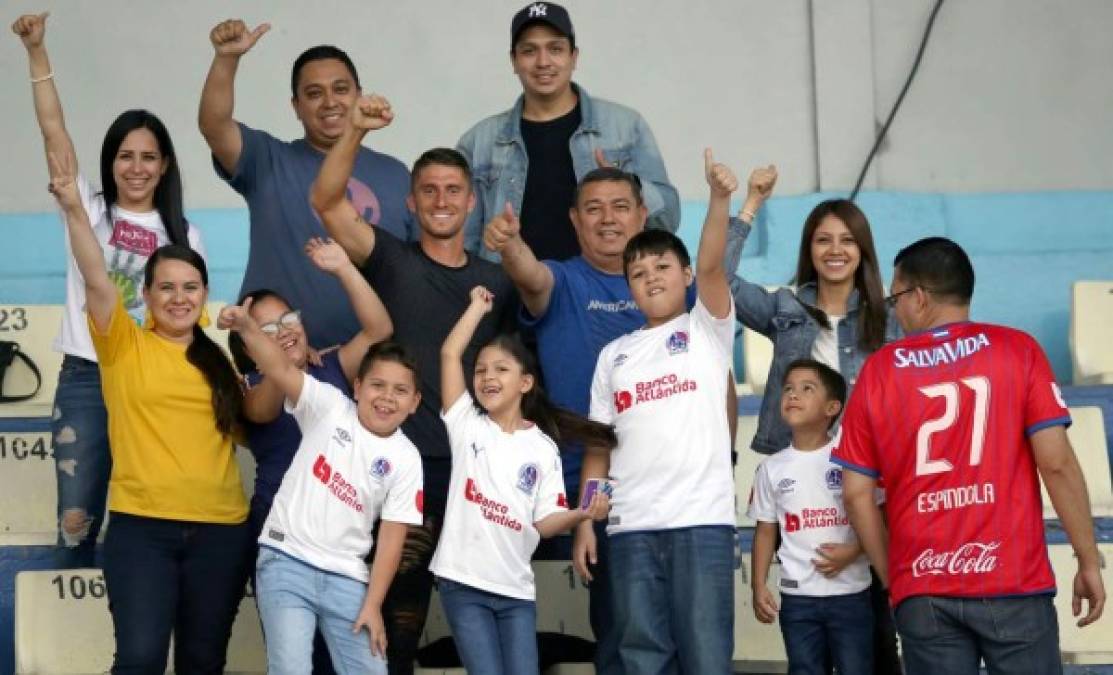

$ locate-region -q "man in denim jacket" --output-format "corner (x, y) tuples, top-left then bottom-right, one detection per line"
(457, 2), (679, 262)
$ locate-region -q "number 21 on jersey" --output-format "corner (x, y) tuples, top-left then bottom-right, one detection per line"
(915, 377), (990, 477)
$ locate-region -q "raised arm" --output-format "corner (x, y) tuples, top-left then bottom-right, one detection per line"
(14, 13), (78, 178)
(310, 95), (394, 264)
(198, 19), (270, 174)
(696, 149), (737, 319)
(218, 299), (305, 405)
(440, 287), (493, 411)
(484, 202), (555, 317)
(48, 152), (115, 330)
(725, 166), (780, 333)
(1032, 425), (1105, 626)
(305, 237), (393, 380)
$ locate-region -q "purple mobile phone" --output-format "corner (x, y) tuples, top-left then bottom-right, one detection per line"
(580, 478), (614, 509)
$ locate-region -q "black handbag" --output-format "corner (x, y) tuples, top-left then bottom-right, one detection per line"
(0, 340), (42, 403)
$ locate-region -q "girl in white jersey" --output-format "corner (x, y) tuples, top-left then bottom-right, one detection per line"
(14, 12), (207, 568)
(433, 286), (615, 675)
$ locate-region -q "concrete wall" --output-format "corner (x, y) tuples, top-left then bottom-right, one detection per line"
(2, 0), (1112, 214)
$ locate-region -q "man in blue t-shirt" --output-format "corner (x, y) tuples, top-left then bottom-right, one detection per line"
(199, 18), (412, 349)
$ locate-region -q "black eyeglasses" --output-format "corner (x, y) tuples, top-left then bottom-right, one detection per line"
(884, 288), (916, 308)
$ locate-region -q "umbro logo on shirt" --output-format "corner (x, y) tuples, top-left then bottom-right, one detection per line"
(777, 478), (796, 494)
(613, 353), (629, 368)
(333, 427), (352, 445)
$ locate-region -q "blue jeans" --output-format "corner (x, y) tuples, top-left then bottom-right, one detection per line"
(587, 518), (622, 675)
(256, 547), (388, 675)
(608, 526), (734, 674)
(102, 511), (253, 674)
(437, 577), (538, 675)
(894, 594), (1061, 675)
(53, 355), (112, 568)
(779, 590), (874, 675)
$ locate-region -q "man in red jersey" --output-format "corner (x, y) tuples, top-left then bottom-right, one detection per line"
(833, 237), (1105, 674)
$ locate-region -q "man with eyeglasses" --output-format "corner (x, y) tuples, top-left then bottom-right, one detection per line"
(834, 237), (1105, 675)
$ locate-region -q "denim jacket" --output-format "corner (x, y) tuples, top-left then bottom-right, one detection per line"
(727, 218), (902, 454)
(457, 83), (680, 260)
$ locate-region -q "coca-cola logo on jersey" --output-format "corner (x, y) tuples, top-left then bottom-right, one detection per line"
(911, 541), (1000, 578)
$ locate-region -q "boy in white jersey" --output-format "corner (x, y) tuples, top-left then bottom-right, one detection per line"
(749, 358), (878, 674)
(574, 149), (738, 674)
(219, 300), (423, 675)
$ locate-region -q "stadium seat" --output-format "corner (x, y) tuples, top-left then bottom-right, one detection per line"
(1069, 281), (1113, 385)
(0, 428), (59, 545)
(1040, 406), (1113, 519)
(1047, 543), (1113, 664)
(15, 569), (115, 673)
(0, 304), (65, 419)
(733, 557), (789, 673)
(742, 327), (774, 396)
(735, 416), (762, 527)
(534, 560), (593, 640)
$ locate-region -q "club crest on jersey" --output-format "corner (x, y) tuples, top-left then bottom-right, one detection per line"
(370, 457), (393, 480)
(517, 463), (539, 494)
(825, 467), (843, 490)
(666, 330), (689, 355)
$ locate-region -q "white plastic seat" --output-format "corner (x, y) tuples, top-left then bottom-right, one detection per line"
(733, 557), (788, 672)
(534, 560), (592, 640)
(742, 327), (774, 397)
(0, 428), (59, 545)
(1047, 543), (1113, 664)
(1040, 406), (1113, 518)
(1070, 281), (1113, 385)
(15, 569), (116, 673)
(0, 304), (65, 419)
(734, 416), (762, 527)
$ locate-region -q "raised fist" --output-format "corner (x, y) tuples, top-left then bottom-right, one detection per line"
(482, 202), (521, 253)
(469, 286), (494, 313)
(704, 148), (739, 198)
(209, 19), (270, 57)
(747, 165), (778, 204)
(12, 12), (48, 49)
(351, 94), (394, 131)
(217, 297), (256, 333)
(46, 151), (81, 212)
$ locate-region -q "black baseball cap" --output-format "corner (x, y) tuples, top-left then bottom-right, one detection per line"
(511, 2), (575, 50)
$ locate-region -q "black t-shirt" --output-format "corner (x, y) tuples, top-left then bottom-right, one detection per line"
(520, 103), (582, 262)
(360, 230), (518, 468)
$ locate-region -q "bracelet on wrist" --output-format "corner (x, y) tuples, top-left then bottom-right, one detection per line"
(30, 71), (54, 84)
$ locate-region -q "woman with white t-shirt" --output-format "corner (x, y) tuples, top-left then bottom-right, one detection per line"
(434, 287), (615, 675)
(14, 12), (206, 567)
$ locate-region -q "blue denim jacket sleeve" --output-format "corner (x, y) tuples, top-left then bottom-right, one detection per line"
(622, 112), (680, 233)
(726, 217), (779, 336)
(456, 128), (492, 255)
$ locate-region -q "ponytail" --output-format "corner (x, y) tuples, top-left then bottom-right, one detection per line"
(481, 334), (618, 451)
(187, 325), (243, 437)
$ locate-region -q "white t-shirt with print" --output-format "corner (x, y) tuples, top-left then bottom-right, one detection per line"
(589, 298), (736, 534)
(747, 437), (882, 596)
(810, 315), (844, 373)
(260, 375), (424, 583)
(430, 392), (568, 601)
(55, 174), (207, 361)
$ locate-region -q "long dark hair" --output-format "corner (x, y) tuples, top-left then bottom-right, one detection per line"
(100, 110), (189, 247)
(479, 334), (617, 451)
(144, 245), (242, 436)
(793, 199), (887, 351)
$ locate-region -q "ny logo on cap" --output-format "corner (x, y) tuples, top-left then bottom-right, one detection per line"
(529, 3), (548, 18)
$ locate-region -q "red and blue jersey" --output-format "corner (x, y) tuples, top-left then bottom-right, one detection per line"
(833, 321), (1070, 606)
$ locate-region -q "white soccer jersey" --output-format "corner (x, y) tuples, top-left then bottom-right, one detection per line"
(260, 375), (424, 583)
(589, 298), (736, 534)
(430, 393), (568, 601)
(748, 437), (882, 596)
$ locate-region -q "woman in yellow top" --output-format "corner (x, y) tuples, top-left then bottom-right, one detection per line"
(47, 148), (250, 674)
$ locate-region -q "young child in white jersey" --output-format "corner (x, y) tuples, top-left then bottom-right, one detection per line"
(432, 286), (615, 675)
(220, 299), (423, 675)
(574, 150), (739, 674)
(748, 358), (878, 674)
